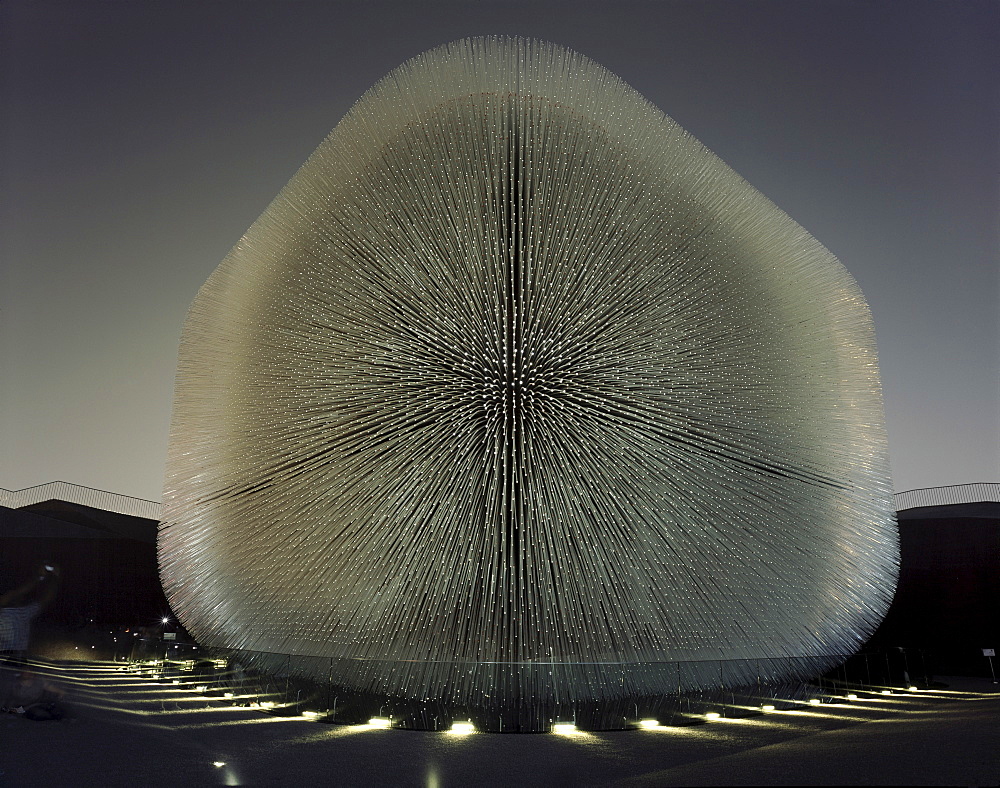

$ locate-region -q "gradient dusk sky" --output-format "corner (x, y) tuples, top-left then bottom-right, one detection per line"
(2, 0), (997, 502)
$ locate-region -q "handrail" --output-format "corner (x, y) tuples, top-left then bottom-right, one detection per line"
(893, 482), (1000, 511)
(0, 481), (161, 521)
(2, 480), (997, 522)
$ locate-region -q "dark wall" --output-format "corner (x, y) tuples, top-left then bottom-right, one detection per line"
(0, 504), (171, 627)
(868, 501), (999, 673)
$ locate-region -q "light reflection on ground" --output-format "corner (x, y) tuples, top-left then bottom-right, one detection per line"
(5, 657), (998, 788)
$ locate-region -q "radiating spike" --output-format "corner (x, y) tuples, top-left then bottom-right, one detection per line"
(159, 36), (898, 716)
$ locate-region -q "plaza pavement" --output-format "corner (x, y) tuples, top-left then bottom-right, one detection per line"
(1, 659), (997, 787)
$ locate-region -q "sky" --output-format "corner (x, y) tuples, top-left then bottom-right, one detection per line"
(2, 0), (997, 502)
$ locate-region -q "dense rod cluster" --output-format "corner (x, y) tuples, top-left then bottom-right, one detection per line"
(160, 37), (898, 707)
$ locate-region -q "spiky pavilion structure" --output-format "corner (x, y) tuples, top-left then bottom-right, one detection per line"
(160, 37), (898, 730)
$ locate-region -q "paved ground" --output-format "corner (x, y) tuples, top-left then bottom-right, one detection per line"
(1, 659), (997, 787)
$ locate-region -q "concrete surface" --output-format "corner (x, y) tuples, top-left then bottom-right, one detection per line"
(1, 660), (997, 787)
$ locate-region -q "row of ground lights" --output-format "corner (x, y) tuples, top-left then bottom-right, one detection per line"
(125, 658), (924, 733)
(301, 686), (928, 733)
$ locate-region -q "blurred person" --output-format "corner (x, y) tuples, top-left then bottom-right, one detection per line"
(0, 563), (60, 666)
(2, 665), (69, 720)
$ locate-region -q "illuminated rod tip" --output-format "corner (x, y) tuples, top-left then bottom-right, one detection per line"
(301, 710), (323, 719)
(808, 698), (821, 705)
(367, 717), (392, 728)
(760, 704), (776, 712)
(551, 722), (577, 734)
(846, 694), (858, 700)
(638, 719), (661, 728)
(908, 686), (918, 691)
(212, 762), (225, 768)
(881, 690), (892, 695)
(704, 712), (721, 720)
(449, 721), (475, 734)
